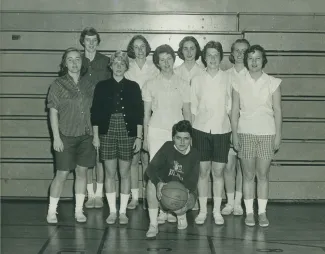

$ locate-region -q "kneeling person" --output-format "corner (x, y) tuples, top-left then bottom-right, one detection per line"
(146, 120), (200, 238)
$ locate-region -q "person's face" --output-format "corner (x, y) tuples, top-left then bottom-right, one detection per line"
(205, 48), (221, 70)
(111, 58), (127, 77)
(65, 51), (82, 74)
(133, 39), (147, 60)
(182, 40), (197, 62)
(247, 50), (263, 73)
(233, 42), (249, 64)
(173, 132), (191, 153)
(158, 53), (174, 73)
(84, 35), (99, 53)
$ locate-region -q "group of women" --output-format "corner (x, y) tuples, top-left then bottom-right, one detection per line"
(46, 27), (282, 232)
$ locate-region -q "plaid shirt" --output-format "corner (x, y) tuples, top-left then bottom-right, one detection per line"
(47, 74), (94, 137)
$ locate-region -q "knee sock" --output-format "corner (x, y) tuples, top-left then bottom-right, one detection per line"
(213, 197), (222, 214)
(48, 196), (59, 212)
(95, 183), (103, 197)
(87, 183), (95, 197)
(244, 199), (254, 214)
(106, 192), (117, 213)
(131, 189), (139, 201)
(75, 194), (86, 212)
(120, 193), (130, 214)
(148, 208), (159, 226)
(258, 199), (268, 214)
(199, 197), (208, 214)
(226, 193), (235, 206)
(234, 191), (243, 206)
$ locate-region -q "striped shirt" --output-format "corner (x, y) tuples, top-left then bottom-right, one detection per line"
(47, 74), (94, 137)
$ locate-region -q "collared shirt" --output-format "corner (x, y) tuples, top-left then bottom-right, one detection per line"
(82, 52), (111, 87)
(47, 74), (93, 137)
(232, 72), (281, 135)
(174, 62), (205, 85)
(226, 66), (248, 86)
(125, 59), (159, 89)
(142, 73), (190, 131)
(191, 69), (232, 134)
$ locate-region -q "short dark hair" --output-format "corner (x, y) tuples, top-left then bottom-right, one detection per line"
(58, 47), (87, 77)
(177, 36), (201, 61)
(244, 44), (268, 69)
(126, 35), (151, 59)
(152, 44), (176, 70)
(229, 39), (250, 64)
(79, 27), (101, 47)
(172, 120), (193, 138)
(201, 41), (223, 67)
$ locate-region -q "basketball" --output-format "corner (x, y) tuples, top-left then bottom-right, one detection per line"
(160, 181), (188, 211)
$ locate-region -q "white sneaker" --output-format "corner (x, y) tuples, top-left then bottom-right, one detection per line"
(213, 212), (224, 225)
(177, 214), (188, 230)
(85, 196), (95, 208)
(106, 212), (117, 224)
(75, 210), (87, 223)
(221, 204), (234, 215)
(195, 212), (207, 225)
(167, 213), (177, 223)
(119, 213), (129, 225)
(233, 205), (244, 216)
(146, 224), (159, 238)
(157, 210), (167, 224)
(47, 211), (58, 224)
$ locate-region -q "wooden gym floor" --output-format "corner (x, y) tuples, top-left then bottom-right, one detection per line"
(1, 200), (325, 254)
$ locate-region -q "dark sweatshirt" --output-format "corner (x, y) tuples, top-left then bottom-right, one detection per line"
(146, 141), (200, 195)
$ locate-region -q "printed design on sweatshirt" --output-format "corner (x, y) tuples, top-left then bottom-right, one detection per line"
(168, 161), (184, 181)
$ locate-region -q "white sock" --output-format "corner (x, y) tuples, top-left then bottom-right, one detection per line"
(75, 194), (86, 212)
(120, 193), (130, 214)
(131, 189), (139, 201)
(87, 183), (95, 197)
(235, 191), (243, 206)
(106, 192), (117, 213)
(148, 208), (159, 226)
(198, 197), (208, 214)
(244, 199), (254, 214)
(49, 196), (59, 212)
(95, 183), (103, 197)
(226, 193), (235, 206)
(258, 199), (268, 214)
(213, 197), (222, 214)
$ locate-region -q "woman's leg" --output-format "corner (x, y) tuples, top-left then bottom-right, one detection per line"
(212, 162), (226, 224)
(234, 158), (244, 215)
(141, 151), (150, 209)
(75, 165), (88, 222)
(222, 153), (237, 215)
(104, 159), (118, 224)
(118, 159), (132, 224)
(146, 180), (159, 238)
(128, 152), (140, 209)
(195, 161), (211, 224)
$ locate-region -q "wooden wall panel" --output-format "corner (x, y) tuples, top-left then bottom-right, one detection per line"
(269, 165), (325, 181)
(282, 100), (325, 119)
(2, 139), (325, 162)
(268, 182), (325, 199)
(0, 13), (237, 32)
(282, 122), (325, 140)
(279, 76), (325, 96)
(239, 14), (325, 31)
(244, 32), (325, 51)
(0, 32), (241, 52)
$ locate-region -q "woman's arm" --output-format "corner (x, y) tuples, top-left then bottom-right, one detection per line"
(49, 108), (64, 152)
(272, 86), (282, 150)
(143, 101), (152, 151)
(182, 102), (191, 122)
(231, 89), (240, 151)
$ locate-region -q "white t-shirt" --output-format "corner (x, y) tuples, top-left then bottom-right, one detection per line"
(125, 59), (159, 89)
(232, 72), (281, 135)
(190, 70), (232, 134)
(174, 62), (205, 85)
(142, 73), (190, 131)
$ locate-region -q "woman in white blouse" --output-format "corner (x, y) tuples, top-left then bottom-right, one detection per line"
(125, 35), (159, 210)
(222, 39), (250, 217)
(231, 45), (282, 227)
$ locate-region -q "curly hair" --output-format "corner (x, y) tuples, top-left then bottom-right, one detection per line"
(79, 27), (101, 47)
(201, 41), (223, 67)
(126, 35), (151, 59)
(229, 39), (250, 64)
(172, 120), (193, 138)
(244, 44), (268, 69)
(152, 44), (176, 70)
(177, 36), (201, 61)
(109, 50), (130, 71)
(58, 47), (87, 77)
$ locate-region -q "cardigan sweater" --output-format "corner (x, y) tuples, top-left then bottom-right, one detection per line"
(91, 77), (144, 136)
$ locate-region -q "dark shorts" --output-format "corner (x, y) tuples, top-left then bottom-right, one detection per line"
(55, 134), (96, 171)
(100, 113), (136, 161)
(192, 129), (231, 163)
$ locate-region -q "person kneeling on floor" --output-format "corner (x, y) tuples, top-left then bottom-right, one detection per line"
(145, 120), (200, 238)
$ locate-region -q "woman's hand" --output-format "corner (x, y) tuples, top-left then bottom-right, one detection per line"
(143, 138), (149, 152)
(232, 133), (241, 152)
(157, 182), (167, 200)
(133, 138), (142, 153)
(53, 137), (64, 152)
(273, 134), (282, 151)
(92, 136), (100, 150)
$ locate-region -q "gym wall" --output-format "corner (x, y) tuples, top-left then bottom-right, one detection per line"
(1, 0), (325, 200)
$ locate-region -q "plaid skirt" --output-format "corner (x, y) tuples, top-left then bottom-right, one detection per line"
(99, 113), (136, 161)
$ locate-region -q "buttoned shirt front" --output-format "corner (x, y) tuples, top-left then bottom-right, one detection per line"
(232, 72), (281, 135)
(125, 59), (159, 89)
(47, 74), (93, 137)
(142, 73), (190, 131)
(191, 70), (232, 134)
(174, 62), (205, 85)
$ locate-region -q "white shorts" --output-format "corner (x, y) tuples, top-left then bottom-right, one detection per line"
(148, 126), (172, 161)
